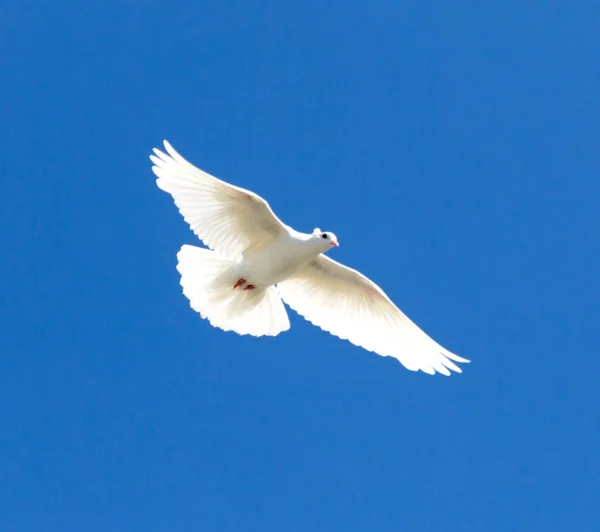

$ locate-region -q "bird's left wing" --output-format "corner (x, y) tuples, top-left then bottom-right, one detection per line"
(277, 255), (469, 375)
(151, 141), (286, 258)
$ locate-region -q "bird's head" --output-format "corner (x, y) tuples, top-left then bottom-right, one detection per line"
(312, 228), (339, 250)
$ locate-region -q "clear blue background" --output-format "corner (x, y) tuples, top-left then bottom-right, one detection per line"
(2, 2), (599, 530)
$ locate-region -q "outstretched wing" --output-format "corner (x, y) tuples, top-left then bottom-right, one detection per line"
(151, 141), (286, 258)
(277, 255), (469, 375)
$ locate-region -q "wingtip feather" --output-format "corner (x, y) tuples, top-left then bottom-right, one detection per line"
(446, 352), (471, 364)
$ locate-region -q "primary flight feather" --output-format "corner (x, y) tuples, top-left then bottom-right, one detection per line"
(151, 141), (469, 376)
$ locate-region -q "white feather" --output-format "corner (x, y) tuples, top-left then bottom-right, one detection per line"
(277, 255), (469, 375)
(177, 245), (290, 337)
(151, 141), (286, 259)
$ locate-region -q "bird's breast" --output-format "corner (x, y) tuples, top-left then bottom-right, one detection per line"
(240, 234), (316, 286)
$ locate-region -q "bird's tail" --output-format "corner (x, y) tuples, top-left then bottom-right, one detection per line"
(176, 245), (290, 337)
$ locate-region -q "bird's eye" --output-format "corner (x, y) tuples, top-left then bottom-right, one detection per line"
(321, 233), (328, 239)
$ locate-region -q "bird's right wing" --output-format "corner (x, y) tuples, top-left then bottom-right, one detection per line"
(277, 255), (469, 375)
(151, 141), (286, 258)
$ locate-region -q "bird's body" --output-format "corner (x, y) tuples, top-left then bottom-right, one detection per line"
(151, 140), (469, 376)
(237, 229), (324, 287)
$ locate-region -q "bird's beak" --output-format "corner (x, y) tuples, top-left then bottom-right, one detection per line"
(330, 240), (339, 247)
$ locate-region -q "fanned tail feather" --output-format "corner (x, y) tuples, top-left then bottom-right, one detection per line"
(176, 245), (290, 337)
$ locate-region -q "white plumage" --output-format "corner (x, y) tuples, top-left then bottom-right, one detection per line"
(151, 140), (469, 376)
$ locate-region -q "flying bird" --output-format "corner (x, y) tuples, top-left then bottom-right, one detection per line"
(151, 141), (469, 375)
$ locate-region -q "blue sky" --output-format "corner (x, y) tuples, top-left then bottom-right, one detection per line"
(1, 1), (599, 530)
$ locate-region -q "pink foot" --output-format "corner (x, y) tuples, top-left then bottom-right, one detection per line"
(233, 278), (246, 289)
(243, 284), (256, 291)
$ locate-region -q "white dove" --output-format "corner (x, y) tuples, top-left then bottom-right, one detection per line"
(151, 141), (469, 375)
